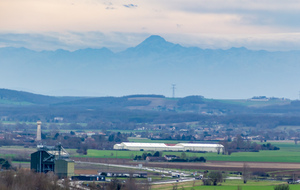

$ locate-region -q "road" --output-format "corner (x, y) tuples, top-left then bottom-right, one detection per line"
(75, 161), (242, 185)
(75, 161), (196, 183)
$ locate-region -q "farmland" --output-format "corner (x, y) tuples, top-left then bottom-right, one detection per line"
(69, 141), (300, 163)
(3, 142), (300, 190)
(1, 141), (300, 163)
(2, 141), (300, 181)
(152, 180), (298, 190)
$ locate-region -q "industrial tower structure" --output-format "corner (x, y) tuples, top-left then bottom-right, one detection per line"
(31, 144), (74, 178)
(36, 121), (42, 141)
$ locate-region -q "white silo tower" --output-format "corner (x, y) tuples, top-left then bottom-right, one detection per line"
(36, 121), (42, 141)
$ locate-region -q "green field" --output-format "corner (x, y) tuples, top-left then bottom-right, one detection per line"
(71, 142), (300, 163)
(275, 125), (300, 131)
(213, 99), (291, 107)
(1, 141), (300, 163)
(152, 180), (298, 190)
(0, 99), (33, 105)
(0, 154), (16, 158)
(74, 148), (300, 163)
(156, 184), (299, 190)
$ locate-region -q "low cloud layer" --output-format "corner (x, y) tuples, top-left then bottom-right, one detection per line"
(1, 0), (300, 51)
(1, 32), (300, 52)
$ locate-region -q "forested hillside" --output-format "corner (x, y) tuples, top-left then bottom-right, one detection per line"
(0, 89), (300, 128)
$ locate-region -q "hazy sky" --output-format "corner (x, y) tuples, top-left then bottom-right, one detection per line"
(1, 0), (300, 51)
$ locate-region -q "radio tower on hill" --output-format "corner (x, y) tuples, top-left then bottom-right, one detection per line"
(172, 84), (176, 98)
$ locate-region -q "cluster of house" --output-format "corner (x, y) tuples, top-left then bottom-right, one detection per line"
(139, 123), (277, 141)
(145, 155), (177, 162)
(0, 129), (106, 144)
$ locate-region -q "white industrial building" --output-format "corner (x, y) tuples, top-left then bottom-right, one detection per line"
(113, 142), (224, 153)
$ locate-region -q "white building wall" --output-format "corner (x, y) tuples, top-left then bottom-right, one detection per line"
(113, 142), (224, 152)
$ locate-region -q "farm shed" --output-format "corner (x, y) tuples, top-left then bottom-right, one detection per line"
(113, 143), (170, 151)
(175, 143), (224, 152)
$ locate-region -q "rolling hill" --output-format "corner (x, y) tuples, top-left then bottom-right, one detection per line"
(0, 89), (299, 126)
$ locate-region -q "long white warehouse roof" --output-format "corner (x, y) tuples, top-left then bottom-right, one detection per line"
(114, 142), (224, 149)
(121, 142), (168, 147)
(176, 143), (224, 148)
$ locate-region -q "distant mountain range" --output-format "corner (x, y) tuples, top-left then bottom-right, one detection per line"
(1, 35), (300, 99)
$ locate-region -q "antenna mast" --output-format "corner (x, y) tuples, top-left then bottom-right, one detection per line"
(172, 84), (176, 98)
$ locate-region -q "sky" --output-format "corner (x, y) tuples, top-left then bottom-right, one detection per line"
(1, 0), (300, 99)
(1, 0), (300, 52)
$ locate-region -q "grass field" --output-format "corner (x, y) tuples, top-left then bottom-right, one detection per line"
(152, 180), (298, 190)
(213, 99), (291, 107)
(72, 142), (300, 163)
(275, 125), (300, 131)
(0, 99), (33, 105)
(1, 141), (300, 163)
(0, 154), (16, 158)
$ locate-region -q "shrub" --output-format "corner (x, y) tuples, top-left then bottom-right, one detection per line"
(274, 184), (289, 190)
(252, 171), (269, 177)
(202, 179), (211, 186)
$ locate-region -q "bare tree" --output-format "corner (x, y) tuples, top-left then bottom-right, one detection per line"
(192, 180), (196, 187)
(242, 163), (251, 184)
(216, 146), (221, 154)
(172, 183), (178, 190)
(220, 141), (229, 155)
(0, 169), (62, 190)
(143, 178), (152, 190)
(62, 177), (70, 190)
(124, 176), (138, 190)
(107, 178), (123, 190)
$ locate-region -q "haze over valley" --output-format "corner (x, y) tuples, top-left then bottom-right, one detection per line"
(1, 35), (300, 99)
(3, 1), (300, 189)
